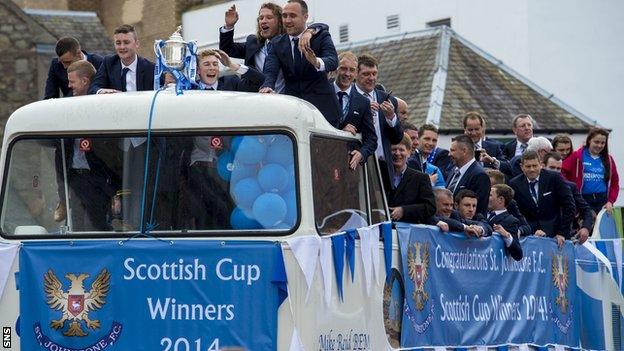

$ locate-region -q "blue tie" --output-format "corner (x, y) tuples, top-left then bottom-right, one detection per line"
(337, 92), (348, 123)
(121, 67), (130, 92)
(292, 38), (302, 73)
(529, 180), (538, 204)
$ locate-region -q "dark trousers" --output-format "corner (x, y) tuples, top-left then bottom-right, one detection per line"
(583, 192), (608, 215)
(69, 170), (115, 231)
(187, 163), (233, 229)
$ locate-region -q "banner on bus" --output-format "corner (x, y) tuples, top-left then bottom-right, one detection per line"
(397, 224), (580, 348)
(19, 240), (286, 351)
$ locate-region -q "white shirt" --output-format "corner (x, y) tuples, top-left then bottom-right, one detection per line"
(121, 55), (138, 92)
(514, 139), (529, 157)
(355, 85), (397, 160)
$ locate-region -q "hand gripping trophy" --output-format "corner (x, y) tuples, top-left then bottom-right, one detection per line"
(154, 26), (198, 94)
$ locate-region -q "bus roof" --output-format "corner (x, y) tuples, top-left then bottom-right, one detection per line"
(3, 90), (340, 140)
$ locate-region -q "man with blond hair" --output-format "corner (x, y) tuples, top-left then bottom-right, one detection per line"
(67, 60), (97, 97)
(333, 51), (376, 169)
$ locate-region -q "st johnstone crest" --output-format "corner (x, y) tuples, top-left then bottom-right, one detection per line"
(44, 269), (111, 337)
(551, 254), (569, 314)
(408, 241), (429, 311)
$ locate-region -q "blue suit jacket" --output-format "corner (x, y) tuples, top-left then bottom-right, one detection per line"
(337, 87), (377, 162)
(44, 51), (103, 99)
(88, 55), (155, 94)
(195, 67), (265, 93)
(219, 23), (329, 69)
(261, 31), (340, 125)
(503, 140), (519, 160)
(448, 161), (491, 216)
(487, 211), (523, 261)
(509, 170), (576, 238)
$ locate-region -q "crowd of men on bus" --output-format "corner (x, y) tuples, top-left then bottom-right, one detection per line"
(43, 0), (619, 258)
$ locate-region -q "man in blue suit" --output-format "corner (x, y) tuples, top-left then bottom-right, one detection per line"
(44, 37), (103, 99)
(219, 3), (327, 93)
(509, 151), (575, 248)
(259, 0), (340, 126)
(446, 135), (491, 216)
(487, 184), (523, 261)
(332, 51), (377, 170)
(89, 24), (154, 94)
(354, 53), (403, 183)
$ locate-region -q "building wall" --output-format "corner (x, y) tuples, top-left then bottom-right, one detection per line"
(13, 0), (68, 10)
(0, 2), (42, 133)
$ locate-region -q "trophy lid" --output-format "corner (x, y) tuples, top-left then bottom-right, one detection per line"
(167, 26), (185, 44)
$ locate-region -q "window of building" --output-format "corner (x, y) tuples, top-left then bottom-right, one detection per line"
(339, 24), (349, 43)
(386, 14), (400, 30)
(426, 18), (452, 28)
(310, 135), (368, 235)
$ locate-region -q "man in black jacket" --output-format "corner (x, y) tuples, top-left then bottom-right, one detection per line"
(447, 135), (491, 216)
(385, 134), (436, 224)
(509, 151), (575, 248)
(543, 151), (593, 244)
(487, 184), (523, 261)
(89, 24), (154, 94)
(219, 3), (327, 93)
(44, 37), (103, 99)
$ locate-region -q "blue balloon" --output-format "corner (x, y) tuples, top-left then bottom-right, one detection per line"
(265, 135), (294, 167)
(282, 190), (297, 227)
(230, 207), (262, 229)
(235, 136), (267, 164)
(257, 163), (288, 193)
(230, 136), (244, 154)
(252, 193), (287, 228)
(283, 164), (296, 193)
(232, 177), (262, 209)
(230, 161), (258, 184)
(217, 152), (234, 181)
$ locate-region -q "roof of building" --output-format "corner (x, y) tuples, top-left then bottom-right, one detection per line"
(338, 27), (599, 134)
(23, 8), (111, 55)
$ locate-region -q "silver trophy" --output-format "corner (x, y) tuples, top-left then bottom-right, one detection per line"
(162, 26), (187, 70)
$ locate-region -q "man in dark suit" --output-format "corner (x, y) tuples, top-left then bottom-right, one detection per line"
(463, 112), (505, 168)
(332, 51), (377, 169)
(487, 184), (523, 261)
(55, 61), (120, 230)
(429, 188), (483, 236)
(89, 24), (154, 94)
(354, 53), (403, 183)
(452, 189), (492, 237)
(485, 168), (532, 237)
(219, 3), (327, 93)
(417, 124), (452, 179)
(509, 151), (575, 248)
(543, 152), (593, 244)
(502, 114), (535, 160)
(44, 37), (103, 99)
(384, 134), (436, 224)
(259, 0), (340, 126)
(446, 135), (491, 216)
(403, 122), (423, 172)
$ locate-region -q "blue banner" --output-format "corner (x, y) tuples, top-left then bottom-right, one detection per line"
(397, 224), (580, 348)
(19, 240), (286, 351)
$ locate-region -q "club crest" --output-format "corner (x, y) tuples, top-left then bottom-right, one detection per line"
(44, 269), (110, 337)
(551, 254), (569, 313)
(408, 241), (429, 311)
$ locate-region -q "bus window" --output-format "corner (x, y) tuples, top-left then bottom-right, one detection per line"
(1, 133), (298, 237)
(367, 159), (389, 224)
(310, 135), (368, 235)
